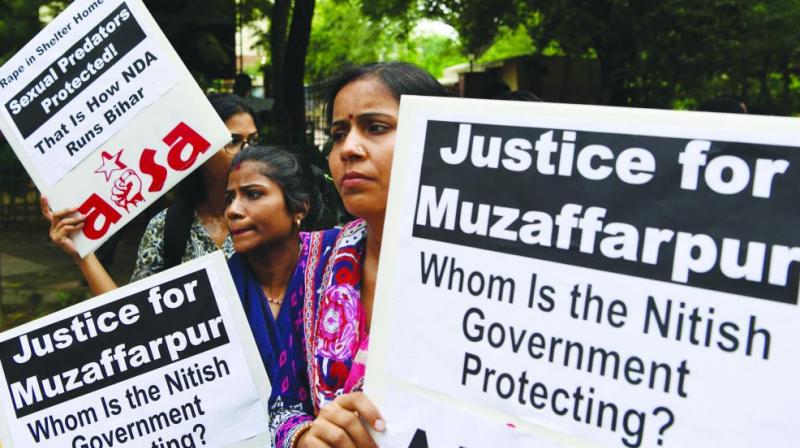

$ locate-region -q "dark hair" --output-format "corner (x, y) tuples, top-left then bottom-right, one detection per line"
(160, 95), (263, 268)
(697, 96), (747, 114)
(325, 61), (447, 124)
(208, 93), (260, 127)
(233, 73), (252, 97)
(228, 145), (327, 230)
(175, 94), (261, 206)
(494, 90), (543, 102)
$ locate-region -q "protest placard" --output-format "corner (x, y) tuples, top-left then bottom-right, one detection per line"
(365, 97), (800, 448)
(0, 252), (271, 448)
(0, 0), (230, 257)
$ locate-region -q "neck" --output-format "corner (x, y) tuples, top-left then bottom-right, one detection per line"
(245, 236), (301, 296)
(359, 213), (384, 333)
(365, 214), (384, 263)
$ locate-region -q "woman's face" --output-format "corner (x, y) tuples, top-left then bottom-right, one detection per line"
(225, 112), (260, 154)
(204, 112), (258, 181)
(328, 77), (399, 221)
(224, 160), (297, 253)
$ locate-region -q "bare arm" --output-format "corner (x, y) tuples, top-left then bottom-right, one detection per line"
(40, 196), (118, 296)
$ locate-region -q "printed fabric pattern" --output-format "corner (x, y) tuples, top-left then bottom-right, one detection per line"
(269, 219), (368, 448)
(130, 208), (234, 282)
(227, 232), (310, 383)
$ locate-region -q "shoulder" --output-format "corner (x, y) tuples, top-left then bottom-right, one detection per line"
(306, 219), (365, 247)
(131, 209), (169, 282)
(226, 252), (249, 297)
(138, 209), (169, 249)
(144, 208), (169, 232)
(226, 251), (247, 272)
(336, 219), (366, 248)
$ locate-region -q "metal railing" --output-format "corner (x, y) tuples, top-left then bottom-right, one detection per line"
(0, 144), (40, 226)
(304, 77), (334, 150)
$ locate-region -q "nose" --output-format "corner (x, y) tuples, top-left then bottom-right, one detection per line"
(338, 131), (367, 162)
(225, 194), (244, 221)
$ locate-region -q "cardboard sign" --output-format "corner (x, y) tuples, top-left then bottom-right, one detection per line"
(366, 97), (800, 448)
(0, 252), (271, 448)
(0, 0), (230, 257)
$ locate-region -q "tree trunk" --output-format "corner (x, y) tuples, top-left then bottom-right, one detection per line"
(270, 0), (291, 143)
(285, 0), (316, 146)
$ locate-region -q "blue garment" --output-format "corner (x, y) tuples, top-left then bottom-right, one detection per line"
(268, 223), (359, 448)
(227, 236), (308, 382)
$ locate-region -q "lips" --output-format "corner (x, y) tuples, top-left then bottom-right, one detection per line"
(230, 227), (254, 236)
(340, 171), (370, 189)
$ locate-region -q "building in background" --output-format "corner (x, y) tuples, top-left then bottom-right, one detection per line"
(440, 55), (602, 104)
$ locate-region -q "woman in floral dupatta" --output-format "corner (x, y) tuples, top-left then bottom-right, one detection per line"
(269, 62), (447, 448)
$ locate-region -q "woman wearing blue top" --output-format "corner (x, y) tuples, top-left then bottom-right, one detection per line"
(224, 145), (332, 380)
(46, 142), (333, 382)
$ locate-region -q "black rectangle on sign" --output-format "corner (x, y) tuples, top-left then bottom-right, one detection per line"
(413, 120), (800, 304)
(5, 3), (146, 139)
(0, 268), (229, 418)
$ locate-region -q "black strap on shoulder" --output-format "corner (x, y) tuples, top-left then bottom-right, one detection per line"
(162, 197), (194, 271)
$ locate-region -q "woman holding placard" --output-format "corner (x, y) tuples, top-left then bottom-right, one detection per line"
(42, 94), (260, 294)
(43, 141), (334, 381)
(268, 62), (447, 448)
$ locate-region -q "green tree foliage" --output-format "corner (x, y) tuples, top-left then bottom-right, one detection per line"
(514, 0), (800, 111)
(477, 24), (536, 63)
(306, 0), (465, 81)
(144, 0), (237, 83)
(0, 0), (52, 65)
(363, 0), (800, 113)
(366, 0), (515, 55)
(306, 0), (400, 81)
(400, 33), (464, 78)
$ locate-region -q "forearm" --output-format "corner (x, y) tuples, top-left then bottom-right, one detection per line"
(76, 253), (118, 296)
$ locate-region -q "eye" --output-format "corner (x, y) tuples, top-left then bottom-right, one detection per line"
(246, 190), (263, 200)
(224, 191), (234, 205)
(367, 122), (390, 134)
(329, 126), (347, 143)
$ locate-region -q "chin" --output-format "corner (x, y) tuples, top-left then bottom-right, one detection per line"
(233, 242), (251, 254)
(232, 238), (257, 254)
(344, 198), (386, 221)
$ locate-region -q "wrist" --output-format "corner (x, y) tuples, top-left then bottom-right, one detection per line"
(290, 422), (313, 448)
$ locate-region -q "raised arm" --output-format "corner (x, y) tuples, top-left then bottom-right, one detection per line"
(40, 196), (118, 296)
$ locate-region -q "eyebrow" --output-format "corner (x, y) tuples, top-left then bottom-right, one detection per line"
(330, 111), (395, 129)
(238, 183), (269, 189)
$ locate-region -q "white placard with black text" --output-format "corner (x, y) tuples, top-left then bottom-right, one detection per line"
(0, 252), (271, 448)
(366, 97), (800, 448)
(0, 0), (230, 257)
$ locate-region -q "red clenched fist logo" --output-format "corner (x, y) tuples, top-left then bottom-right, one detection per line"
(94, 149), (144, 211)
(111, 169), (144, 211)
(80, 122), (211, 240)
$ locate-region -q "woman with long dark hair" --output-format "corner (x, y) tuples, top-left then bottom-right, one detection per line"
(269, 62), (447, 448)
